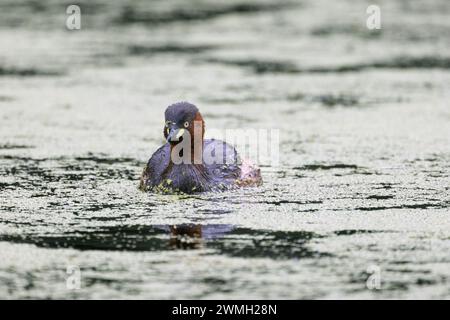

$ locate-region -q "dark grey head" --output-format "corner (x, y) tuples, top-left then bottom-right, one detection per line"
(165, 102), (198, 124)
(164, 102), (204, 145)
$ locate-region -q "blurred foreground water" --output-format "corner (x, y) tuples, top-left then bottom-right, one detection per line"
(0, 0), (449, 299)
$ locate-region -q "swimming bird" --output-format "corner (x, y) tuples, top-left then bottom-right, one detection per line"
(140, 102), (262, 193)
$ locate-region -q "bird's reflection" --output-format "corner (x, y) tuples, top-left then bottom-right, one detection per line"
(155, 224), (235, 250)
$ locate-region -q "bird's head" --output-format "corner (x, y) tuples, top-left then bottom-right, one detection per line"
(164, 102), (205, 146)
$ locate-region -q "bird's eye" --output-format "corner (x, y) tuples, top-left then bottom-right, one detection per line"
(184, 121), (189, 128)
(165, 121), (170, 127)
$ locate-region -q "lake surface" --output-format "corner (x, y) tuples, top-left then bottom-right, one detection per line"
(0, 0), (449, 299)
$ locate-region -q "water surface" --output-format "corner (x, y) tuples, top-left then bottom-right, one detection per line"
(0, 0), (449, 299)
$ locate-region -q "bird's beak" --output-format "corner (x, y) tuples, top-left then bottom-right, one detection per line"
(166, 126), (186, 143)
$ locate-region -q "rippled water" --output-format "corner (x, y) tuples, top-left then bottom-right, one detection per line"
(0, 0), (449, 299)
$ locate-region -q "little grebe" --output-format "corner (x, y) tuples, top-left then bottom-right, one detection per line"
(140, 102), (262, 193)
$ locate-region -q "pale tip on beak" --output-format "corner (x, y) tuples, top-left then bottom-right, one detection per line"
(175, 128), (185, 139)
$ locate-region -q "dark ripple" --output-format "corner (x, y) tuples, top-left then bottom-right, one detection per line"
(355, 202), (449, 211)
(116, 2), (292, 25)
(0, 226), (167, 251)
(0, 225), (326, 259)
(74, 153), (141, 166)
(334, 230), (387, 236)
(214, 228), (326, 259)
(203, 58), (299, 74)
(203, 92), (402, 108)
(201, 112), (253, 122)
(312, 25), (382, 39)
(0, 154), (141, 190)
(295, 164), (359, 171)
(204, 56), (450, 74)
(306, 56), (450, 73)
(256, 199), (322, 206)
(288, 93), (361, 107)
(367, 195), (395, 200)
(128, 44), (217, 56)
(0, 144), (33, 150)
(0, 96), (15, 102)
(0, 66), (63, 77)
